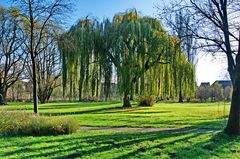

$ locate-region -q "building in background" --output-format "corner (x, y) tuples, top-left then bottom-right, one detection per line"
(212, 80), (232, 89)
(200, 82), (210, 87)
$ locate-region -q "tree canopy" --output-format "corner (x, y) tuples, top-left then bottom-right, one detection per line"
(59, 9), (196, 106)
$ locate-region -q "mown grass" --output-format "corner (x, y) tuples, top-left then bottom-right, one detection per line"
(0, 101), (239, 159)
(0, 130), (240, 159)
(0, 101), (230, 130)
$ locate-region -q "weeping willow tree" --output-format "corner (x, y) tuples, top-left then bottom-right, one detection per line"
(59, 9), (195, 106)
(59, 18), (103, 101)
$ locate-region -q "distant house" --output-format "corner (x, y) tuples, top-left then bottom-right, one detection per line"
(212, 80), (232, 89)
(200, 82), (210, 87)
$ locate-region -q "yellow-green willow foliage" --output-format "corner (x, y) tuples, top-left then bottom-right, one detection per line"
(59, 9), (195, 105)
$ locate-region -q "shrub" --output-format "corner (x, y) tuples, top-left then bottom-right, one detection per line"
(0, 111), (79, 136)
(138, 96), (155, 106)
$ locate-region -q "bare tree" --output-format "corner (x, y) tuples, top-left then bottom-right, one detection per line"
(156, 1), (198, 64)
(14, 0), (71, 113)
(36, 27), (61, 104)
(0, 6), (25, 104)
(158, 0), (240, 134)
(210, 82), (224, 102)
(196, 86), (211, 101)
(224, 86), (232, 101)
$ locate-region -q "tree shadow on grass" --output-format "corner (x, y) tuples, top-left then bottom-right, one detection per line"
(189, 118), (228, 130)
(1, 130), (200, 158)
(40, 101), (121, 109)
(42, 106), (120, 116)
(1, 124), (240, 159)
(42, 106), (149, 116)
(0, 118), (239, 159)
(1, 101), (122, 111)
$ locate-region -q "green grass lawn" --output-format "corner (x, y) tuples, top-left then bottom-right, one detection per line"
(0, 130), (239, 159)
(1, 101), (239, 159)
(0, 101), (230, 129)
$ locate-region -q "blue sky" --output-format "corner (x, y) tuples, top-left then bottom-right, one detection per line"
(67, 0), (160, 26)
(1, 0), (228, 85)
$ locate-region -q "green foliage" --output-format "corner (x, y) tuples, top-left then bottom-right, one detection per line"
(0, 111), (79, 136)
(59, 9), (196, 103)
(138, 96), (156, 106)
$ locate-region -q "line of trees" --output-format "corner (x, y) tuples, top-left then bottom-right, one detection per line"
(196, 83), (232, 102)
(59, 10), (196, 107)
(0, 0), (71, 113)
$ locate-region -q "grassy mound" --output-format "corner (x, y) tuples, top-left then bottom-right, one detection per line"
(0, 111), (79, 136)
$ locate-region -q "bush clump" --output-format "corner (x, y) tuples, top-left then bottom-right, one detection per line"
(138, 96), (155, 106)
(0, 111), (79, 136)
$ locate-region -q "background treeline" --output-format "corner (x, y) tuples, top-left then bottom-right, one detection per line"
(58, 10), (195, 106)
(196, 83), (232, 102)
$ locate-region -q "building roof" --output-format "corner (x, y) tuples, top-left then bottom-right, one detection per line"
(212, 80), (232, 89)
(200, 82), (210, 87)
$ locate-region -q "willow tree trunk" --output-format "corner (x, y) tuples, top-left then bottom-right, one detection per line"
(179, 80), (183, 103)
(225, 66), (240, 134)
(123, 93), (131, 107)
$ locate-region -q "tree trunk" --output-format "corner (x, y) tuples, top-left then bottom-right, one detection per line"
(178, 81), (183, 103)
(38, 93), (46, 104)
(225, 68), (240, 134)
(32, 61), (38, 113)
(225, 84), (240, 134)
(39, 98), (46, 104)
(0, 84), (7, 105)
(2, 88), (7, 104)
(0, 90), (6, 105)
(123, 93), (131, 107)
(29, 0), (38, 114)
(0, 79), (5, 105)
(78, 78), (83, 101)
(130, 83), (134, 100)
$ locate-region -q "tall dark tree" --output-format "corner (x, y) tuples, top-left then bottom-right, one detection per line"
(36, 27), (61, 104)
(160, 0), (240, 134)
